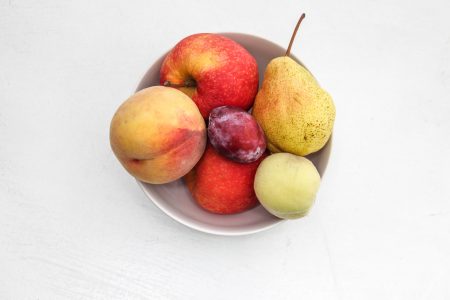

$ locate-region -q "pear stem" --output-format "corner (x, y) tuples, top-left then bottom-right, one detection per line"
(163, 79), (197, 88)
(285, 13), (306, 57)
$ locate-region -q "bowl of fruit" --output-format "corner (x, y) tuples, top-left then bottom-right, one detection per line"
(109, 14), (335, 235)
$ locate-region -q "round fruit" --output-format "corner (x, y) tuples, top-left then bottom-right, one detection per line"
(208, 106), (266, 163)
(110, 86), (206, 184)
(254, 153), (320, 219)
(185, 144), (267, 214)
(160, 33), (259, 118)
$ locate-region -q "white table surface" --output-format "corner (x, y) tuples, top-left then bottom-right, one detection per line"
(1, 0), (450, 299)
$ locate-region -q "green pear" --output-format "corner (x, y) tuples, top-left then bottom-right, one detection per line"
(252, 14), (335, 156)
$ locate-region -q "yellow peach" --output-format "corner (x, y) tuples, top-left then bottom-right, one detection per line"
(110, 86), (206, 184)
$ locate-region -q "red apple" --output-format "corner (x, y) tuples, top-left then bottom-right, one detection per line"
(185, 144), (267, 214)
(160, 33), (259, 118)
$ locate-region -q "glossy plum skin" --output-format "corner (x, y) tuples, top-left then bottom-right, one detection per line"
(208, 106), (266, 163)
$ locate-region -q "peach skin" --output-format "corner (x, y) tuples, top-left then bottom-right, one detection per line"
(110, 86), (206, 184)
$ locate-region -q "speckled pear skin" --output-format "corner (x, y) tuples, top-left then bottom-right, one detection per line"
(252, 56), (335, 156)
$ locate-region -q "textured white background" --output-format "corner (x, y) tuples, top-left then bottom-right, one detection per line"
(1, 0), (450, 299)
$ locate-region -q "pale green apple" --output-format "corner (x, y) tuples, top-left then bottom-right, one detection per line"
(254, 153), (321, 219)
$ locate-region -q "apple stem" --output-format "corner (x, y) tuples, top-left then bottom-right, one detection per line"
(285, 13), (306, 57)
(163, 79), (197, 88)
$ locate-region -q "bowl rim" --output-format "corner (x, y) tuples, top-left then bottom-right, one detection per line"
(137, 180), (284, 236)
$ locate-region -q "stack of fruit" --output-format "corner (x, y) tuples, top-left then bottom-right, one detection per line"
(110, 14), (335, 220)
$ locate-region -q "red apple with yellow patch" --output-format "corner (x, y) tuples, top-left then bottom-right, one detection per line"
(110, 86), (206, 184)
(160, 33), (259, 118)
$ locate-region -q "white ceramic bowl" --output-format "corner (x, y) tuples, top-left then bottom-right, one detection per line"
(135, 33), (332, 236)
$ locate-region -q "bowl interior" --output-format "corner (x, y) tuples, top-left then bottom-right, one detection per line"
(136, 33), (332, 236)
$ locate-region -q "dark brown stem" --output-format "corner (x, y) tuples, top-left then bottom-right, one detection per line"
(163, 79), (197, 88)
(285, 13), (306, 57)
